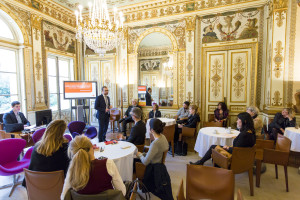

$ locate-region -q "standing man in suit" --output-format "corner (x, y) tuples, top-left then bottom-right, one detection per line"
(95, 86), (111, 142)
(3, 101), (30, 134)
(146, 87), (153, 106)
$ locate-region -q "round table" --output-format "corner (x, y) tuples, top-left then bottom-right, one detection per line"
(194, 127), (240, 157)
(146, 118), (176, 138)
(92, 141), (137, 181)
(284, 127), (300, 174)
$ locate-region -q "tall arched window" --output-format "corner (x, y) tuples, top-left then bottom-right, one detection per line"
(0, 10), (25, 113)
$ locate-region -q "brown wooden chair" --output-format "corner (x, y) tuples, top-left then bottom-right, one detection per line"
(135, 144), (145, 153)
(162, 124), (175, 157)
(203, 121), (223, 127)
(208, 114), (215, 122)
(0, 130), (11, 140)
(237, 189), (244, 200)
(135, 150), (168, 181)
(177, 165), (234, 200)
(256, 134), (291, 192)
(24, 169), (64, 200)
(110, 108), (120, 133)
(129, 181), (138, 200)
(212, 145), (256, 196)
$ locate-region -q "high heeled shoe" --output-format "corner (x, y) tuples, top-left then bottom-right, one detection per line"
(189, 160), (202, 165)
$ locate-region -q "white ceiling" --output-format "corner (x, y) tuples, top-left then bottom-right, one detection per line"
(52, 0), (151, 12)
(139, 32), (172, 48)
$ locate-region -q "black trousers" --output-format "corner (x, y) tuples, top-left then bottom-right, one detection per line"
(119, 116), (134, 135)
(174, 124), (182, 143)
(268, 128), (283, 141)
(98, 116), (109, 142)
(199, 145), (233, 165)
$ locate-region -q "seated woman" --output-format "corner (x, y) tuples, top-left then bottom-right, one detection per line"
(246, 106), (263, 136)
(174, 105), (200, 143)
(148, 104), (161, 119)
(190, 112), (256, 165)
(268, 108), (296, 140)
(214, 102), (229, 126)
(61, 135), (126, 199)
(23, 120), (70, 186)
(136, 118), (169, 166)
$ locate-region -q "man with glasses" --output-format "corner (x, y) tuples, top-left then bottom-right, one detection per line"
(95, 86), (112, 142)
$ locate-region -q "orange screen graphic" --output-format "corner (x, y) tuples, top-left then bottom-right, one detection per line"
(65, 82), (93, 93)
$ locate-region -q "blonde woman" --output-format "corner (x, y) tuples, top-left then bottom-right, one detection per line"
(61, 135), (125, 199)
(23, 120), (70, 187)
(246, 106), (263, 136)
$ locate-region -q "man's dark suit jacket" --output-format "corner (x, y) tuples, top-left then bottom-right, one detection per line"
(125, 105), (142, 117)
(126, 120), (146, 145)
(149, 110), (161, 119)
(94, 94), (110, 119)
(3, 110), (30, 128)
(146, 92), (152, 106)
(268, 112), (296, 131)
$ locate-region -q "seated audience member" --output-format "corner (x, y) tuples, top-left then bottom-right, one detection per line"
(175, 101), (190, 122)
(175, 105), (200, 143)
(149, 104), (161, 119)
(61, 135), (126, 199)
(124, 107), (146, 145)
(23, 120), (70, 186)
(119, 99), (141, 136)
(136, 118), (169, 166)
(268, 108), (296, 140)
(214, 102), (229, 126)
(3, 101), (30, 129)
(246, 106), (263, 136)
(190, 112), (256, 165)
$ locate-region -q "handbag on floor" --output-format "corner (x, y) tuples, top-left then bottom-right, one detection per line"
(124, 178), (150, 200)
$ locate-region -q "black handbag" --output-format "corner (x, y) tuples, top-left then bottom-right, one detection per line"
(124, 178), (150, 200)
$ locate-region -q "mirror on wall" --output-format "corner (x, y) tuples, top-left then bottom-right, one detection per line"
(138, 32), (174, 107)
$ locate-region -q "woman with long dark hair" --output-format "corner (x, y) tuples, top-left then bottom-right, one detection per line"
(190, 112), (256, 165)
(214, 102), (229, 126)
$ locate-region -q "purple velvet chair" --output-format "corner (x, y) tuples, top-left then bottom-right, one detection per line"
(32, 128), (46, 143)
(68, 121), (86, 135)
(63, 134), (73, 142)
(71, 132), (80, 138)
(0, 139), (33, 196)
(84, 127), (97, 139)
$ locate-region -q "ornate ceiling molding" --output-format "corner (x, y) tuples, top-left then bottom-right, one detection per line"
(2, 0), (76, 30)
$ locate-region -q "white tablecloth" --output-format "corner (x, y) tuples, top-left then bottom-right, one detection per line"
(146, 118), (176, 138)
(92, 141), (137, 181)
(194, 127), (240, 157)
(284, 127), (300, 152)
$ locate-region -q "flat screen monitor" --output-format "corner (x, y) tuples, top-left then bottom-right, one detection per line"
(64, 81), (97, 99)
(35, 109), (52, 126)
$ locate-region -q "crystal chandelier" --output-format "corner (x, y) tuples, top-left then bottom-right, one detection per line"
(75, 0), (124, 56)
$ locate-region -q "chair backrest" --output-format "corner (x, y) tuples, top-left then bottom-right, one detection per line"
(162, 124), (175, 142)
(64, 134), (73, 142)
(136, 144), (145, 152)
(0, 138), (26, 165)
(186, 165), (234, 200)
(32, 128), (46, 143)
(70, 189), (126, 200)
(24, 169), (64, 200)
(208, 114), (215, 122)
(230, 145), (256, 174)
(68, 121), (86, 134)
(0, 130), (10, 140)
(203, 121), (223, 127)
(276, 134), (291, 152)
(256, 139), (274, 150)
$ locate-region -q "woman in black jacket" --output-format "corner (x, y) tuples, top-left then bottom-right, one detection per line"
(190, 112), (256, 165)
(22, 120), (70, 187)
(174, 105), (200, 143)
(148, 104), (161, 119)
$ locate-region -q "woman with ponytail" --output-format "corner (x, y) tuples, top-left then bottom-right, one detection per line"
(61, 135), (126, 199)
(136, 118), (169, 166)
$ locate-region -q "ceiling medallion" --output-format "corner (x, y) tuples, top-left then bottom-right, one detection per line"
(75, 0), (124, 56)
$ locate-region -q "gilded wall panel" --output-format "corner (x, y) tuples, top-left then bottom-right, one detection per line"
(178, 51), (186, 106)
